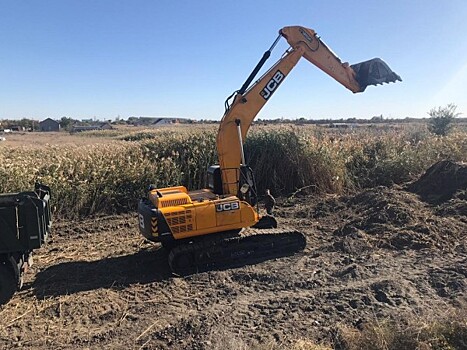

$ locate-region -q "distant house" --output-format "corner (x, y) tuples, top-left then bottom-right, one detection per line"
(329, 123), (351, 129)
(132, 116), (182, 126)
(71, 125), (100, 133)
(154, 118), (180, 125)
(71, 122), (114, 133)
(100, 122), (113, 130)
(40, 118), (60, 132)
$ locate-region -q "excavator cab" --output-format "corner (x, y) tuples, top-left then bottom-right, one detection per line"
(208, 164), (258, 206)
(207, 165), (223, 195)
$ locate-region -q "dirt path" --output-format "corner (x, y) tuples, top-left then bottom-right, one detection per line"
(0, 164), (466, 349)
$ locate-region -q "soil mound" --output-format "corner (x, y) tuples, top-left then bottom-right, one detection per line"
(331, 186), (466, 251)
(329, 161), (467, 252)
(407, 160), (467, 204)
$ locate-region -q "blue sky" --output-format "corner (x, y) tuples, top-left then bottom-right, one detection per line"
(1, 1), (466, 120)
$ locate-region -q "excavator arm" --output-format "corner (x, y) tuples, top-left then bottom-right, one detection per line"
(217, 25), (401, 196)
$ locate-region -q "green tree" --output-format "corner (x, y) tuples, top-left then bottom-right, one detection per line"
(60, 116), (79, 131)
(427, 103), (460, 136)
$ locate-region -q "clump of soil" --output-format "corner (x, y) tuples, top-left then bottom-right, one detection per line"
(333, 186), (464, 251)
(407, 160), (467, 223)
(436, 190), (467, 222)
(407, 160), (467, 204)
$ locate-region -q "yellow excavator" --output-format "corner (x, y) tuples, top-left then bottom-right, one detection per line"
(138, 25), (401, 274)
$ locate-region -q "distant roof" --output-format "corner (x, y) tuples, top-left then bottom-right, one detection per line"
(40, 118), (59, 124)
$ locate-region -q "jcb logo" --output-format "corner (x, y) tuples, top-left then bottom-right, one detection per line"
(216, 201), (240, 212)
(260, 70), (284, 100)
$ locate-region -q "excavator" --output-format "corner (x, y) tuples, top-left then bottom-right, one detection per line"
(138, 25), (401, 274)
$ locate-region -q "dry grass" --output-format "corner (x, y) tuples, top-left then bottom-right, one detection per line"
(206, 328), (332, 350)
(205, 308), (467, 350)
(0, 131), (118, 147)
(332, 308), (467, 350)
(1, 124), (466, 218)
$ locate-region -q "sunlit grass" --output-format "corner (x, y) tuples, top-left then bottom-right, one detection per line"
(1, 125), (465, 218)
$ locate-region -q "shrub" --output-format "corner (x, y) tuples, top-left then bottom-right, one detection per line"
(428, 103), (460, 136)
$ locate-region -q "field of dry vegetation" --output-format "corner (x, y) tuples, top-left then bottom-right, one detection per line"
(1, 123), (466, 217)
(0, 123), (466, 349)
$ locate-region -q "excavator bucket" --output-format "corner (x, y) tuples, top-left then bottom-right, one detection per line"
(280, 26), (401, 93)
(351, 58), (402, 92)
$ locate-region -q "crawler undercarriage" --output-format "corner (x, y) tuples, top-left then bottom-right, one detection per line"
(167, 227), (306, 275)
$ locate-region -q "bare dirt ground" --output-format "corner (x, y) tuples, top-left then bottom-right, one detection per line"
(0, 161), (466, 349)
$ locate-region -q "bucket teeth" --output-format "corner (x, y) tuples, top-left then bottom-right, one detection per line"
(351, 58), (402, 92)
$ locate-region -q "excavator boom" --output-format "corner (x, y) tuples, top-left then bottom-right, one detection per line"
(218, 25), (401, 196)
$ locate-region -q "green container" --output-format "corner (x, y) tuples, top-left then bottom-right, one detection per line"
(0, 184), (51, 254)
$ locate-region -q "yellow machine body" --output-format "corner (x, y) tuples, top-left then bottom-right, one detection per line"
(141, 186), (258, 242)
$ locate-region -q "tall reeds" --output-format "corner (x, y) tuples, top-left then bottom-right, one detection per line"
(1, 126), (465, 218)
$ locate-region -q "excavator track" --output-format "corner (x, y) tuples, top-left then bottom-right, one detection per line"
(168, 228), (306, 275)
